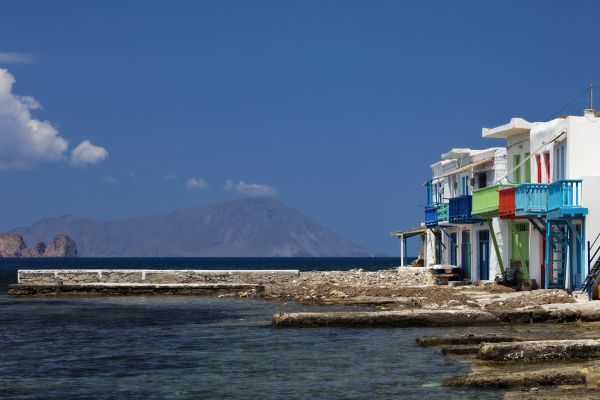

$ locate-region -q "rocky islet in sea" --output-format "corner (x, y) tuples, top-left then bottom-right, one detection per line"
(0, 232), (77, 257)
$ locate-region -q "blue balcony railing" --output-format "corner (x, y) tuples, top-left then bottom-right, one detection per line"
(548, 180), (582, 210)
(424, 206), (438, 227)
(449, 195), (479, 223)
(425, 180), (441, 207)
(547, 179), (587, 217)
(515, 183), (548, 216)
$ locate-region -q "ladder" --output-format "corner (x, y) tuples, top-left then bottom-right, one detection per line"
(581, 232), (600, 296)
(546, 221), (568, 288)
(581, 259), (600, 292)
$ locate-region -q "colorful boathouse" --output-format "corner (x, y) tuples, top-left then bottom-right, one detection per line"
(394, 109), (600, 290)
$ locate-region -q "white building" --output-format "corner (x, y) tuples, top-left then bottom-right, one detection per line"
(394, 109), (599, 290)
(423, 147), (508, 282)
(482, 110), (600, 289)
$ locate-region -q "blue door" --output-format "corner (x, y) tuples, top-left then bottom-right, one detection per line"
(450, 233), (457, 265)
(478, 230), (490, 280)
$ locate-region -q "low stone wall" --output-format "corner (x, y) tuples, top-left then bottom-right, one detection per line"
(17, 269), (300, 285)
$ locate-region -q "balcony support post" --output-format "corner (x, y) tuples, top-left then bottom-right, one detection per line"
(487, 219), (506, 279)
(582, 217), (586, 290)
(399, 234), (405, 267)
(545, 220), (551, 289)
(528, 217), (546, 237)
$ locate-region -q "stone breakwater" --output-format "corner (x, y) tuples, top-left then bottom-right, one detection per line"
(10, 269), (299, 296)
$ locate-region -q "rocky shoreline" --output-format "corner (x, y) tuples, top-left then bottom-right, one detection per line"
(257, 268), (600, 397)
(10, 265), (600, 397)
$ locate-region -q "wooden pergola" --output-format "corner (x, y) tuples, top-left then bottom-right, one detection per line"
(390, 226), (427, 267)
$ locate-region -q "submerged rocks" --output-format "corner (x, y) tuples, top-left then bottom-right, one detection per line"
(443, 367), (585, 388)
(416, 334), (523, 347)
(0, 232), (77, 257)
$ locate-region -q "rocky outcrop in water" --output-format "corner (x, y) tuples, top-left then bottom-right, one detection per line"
(21, 242), (47, 257)
(0, 233), (27, 256)
(43, 234), (78, 257)
(0, 232), (77, 257)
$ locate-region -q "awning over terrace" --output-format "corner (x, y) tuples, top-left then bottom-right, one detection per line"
(390, 226), (427, 267)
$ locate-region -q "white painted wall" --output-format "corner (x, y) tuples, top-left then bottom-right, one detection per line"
(567, 115), (600, 178)
(506, 132), (530, 184)
(425, 229), (436, 267)
(529, 118), (563, 183)
(583, 176), (600, 263)
(529, 223), (544, 285)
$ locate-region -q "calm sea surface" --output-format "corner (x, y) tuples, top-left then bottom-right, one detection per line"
(0, 258), (502, 399)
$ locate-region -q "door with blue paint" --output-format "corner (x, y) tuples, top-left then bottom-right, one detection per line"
(478, 230), (490, 280)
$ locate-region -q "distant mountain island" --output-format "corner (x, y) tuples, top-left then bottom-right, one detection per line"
(13, 198), (375, 257)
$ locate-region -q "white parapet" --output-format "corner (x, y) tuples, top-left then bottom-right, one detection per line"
(17, 269), (300, 285)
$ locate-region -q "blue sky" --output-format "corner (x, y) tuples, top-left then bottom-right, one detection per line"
(0, 1), (598, 255)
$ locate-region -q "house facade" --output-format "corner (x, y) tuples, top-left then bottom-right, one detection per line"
(406, 109), (600, 290)
(423, 147), (509, 282)
(482, 110), (600, 289)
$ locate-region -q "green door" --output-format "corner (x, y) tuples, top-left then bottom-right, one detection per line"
(461, 231), (471, 279)
(511, 222), (530, 280)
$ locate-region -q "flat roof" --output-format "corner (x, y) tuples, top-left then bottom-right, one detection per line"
(390, 226), (426, 238)
(482, 118), (533, 139)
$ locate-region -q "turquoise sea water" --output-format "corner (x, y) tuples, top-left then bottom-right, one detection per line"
(0, 258), (502, 399)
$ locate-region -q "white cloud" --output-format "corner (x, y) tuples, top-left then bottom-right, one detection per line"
(0, 52), (35, 64)
(0, 68), (68, 169)
(186, 177), (209, 190)
(162, 173), (178, 180)
(102, 175), (119, 184)
(17, 96), (41, 110)
(0, 68), (108, 170)
(71, 140), (109, 166)
(224, 179), (277, 197)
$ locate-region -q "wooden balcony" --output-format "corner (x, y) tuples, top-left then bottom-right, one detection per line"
(471, 184), (515, 218)
(547, 179), (588, 219)
(448, 195), (480, 223)
(514, 183), (548, 217)
(498, 187), (516, 219)
(424, 205), (438, 227)
(424, 203), (448, 227)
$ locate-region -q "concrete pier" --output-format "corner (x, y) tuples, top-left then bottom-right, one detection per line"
(9, 269), (298, 296)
